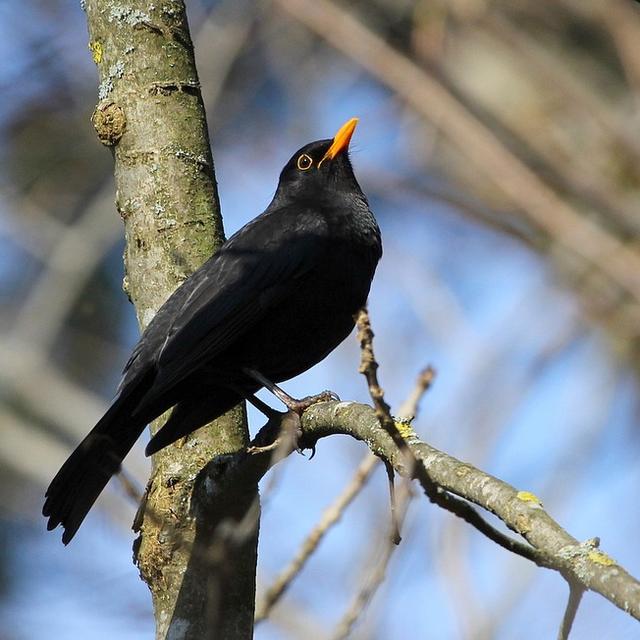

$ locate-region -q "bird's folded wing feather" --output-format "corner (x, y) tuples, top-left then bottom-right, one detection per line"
(123, 207), (329, 408)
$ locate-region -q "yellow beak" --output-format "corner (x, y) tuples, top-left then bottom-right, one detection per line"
(321, 117), (358, 164)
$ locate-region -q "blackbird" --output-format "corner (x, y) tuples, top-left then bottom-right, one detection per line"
(43, 117), (382, 544)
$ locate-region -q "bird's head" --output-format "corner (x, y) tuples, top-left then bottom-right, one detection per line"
(274, 118), (362, 203)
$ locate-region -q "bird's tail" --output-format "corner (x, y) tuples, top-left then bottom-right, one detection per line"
(43, 386), (149, 544)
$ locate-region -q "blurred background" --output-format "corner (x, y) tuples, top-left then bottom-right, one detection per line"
(1, 0), (639, 638)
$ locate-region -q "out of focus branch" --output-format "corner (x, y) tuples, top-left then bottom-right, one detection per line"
(558, 581), (585, 640)
(566, 0), (640, 99)
(330, 480), (412, 640)
(397, 366), (435, 421)
(255, 452), (379, 622)
(482, 10), (640, 167)
(274, 0), (640, 305)
(0, 341), (107, 440)
(9, 180), (120, 352)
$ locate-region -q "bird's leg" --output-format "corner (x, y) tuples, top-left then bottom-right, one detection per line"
(242, 368), (339, 414)
(243, 391), (282, 421)
(227, 381), (284, 420)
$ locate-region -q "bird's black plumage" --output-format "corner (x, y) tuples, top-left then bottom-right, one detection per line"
(43, 119), (382, 543)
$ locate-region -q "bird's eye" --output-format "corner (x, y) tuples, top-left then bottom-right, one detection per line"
(296, 154), (313, 171)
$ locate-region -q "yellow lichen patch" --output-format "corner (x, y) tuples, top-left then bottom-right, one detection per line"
(88, 40), (103, 64)
(394, 420), (415, 440)
(588, 550), (615, 566)
(517, 491), (542, 506)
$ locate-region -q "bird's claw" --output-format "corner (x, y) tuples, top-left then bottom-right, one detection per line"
(277, 411), (316, 459)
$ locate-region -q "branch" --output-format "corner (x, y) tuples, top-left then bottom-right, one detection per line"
(355, 309), (544, 565)
(198, 390), (640, 627)
(295, 401), (640, 621)
(182, 316), (640, 631)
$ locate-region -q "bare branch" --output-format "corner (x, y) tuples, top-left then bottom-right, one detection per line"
(355, 308), (418, 461)
(397, 366), (436, 421)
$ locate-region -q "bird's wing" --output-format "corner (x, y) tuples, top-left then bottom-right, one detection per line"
(129, 206), (329, 408)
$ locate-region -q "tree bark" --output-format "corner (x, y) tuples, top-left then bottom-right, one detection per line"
(83, 2), (258, 638)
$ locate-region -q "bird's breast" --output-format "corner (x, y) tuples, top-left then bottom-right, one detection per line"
(228, 238), (378, 382)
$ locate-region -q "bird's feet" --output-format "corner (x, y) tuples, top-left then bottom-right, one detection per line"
(247, 408), (311, 457)
(242, 367), (340, 415)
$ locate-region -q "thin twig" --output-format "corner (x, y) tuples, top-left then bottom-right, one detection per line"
(356, 308), (420, 461)
(330, 482), (412, 640)
(389, 365), (435, 543)
(397, 366), (436, 421)
(255, 452), (379, 622)
(355, 308), (545, 566)
(356, 307), (424, 547)
(557, 581), (585, 640)
(383, 459), (401, 545)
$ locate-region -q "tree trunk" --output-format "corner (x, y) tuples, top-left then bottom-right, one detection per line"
(83, 2), (258, 638)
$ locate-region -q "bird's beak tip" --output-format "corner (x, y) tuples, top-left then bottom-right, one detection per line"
(322, 117), (359, 162)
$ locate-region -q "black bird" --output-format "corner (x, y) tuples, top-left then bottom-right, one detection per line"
(43, 118), (382, 544)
